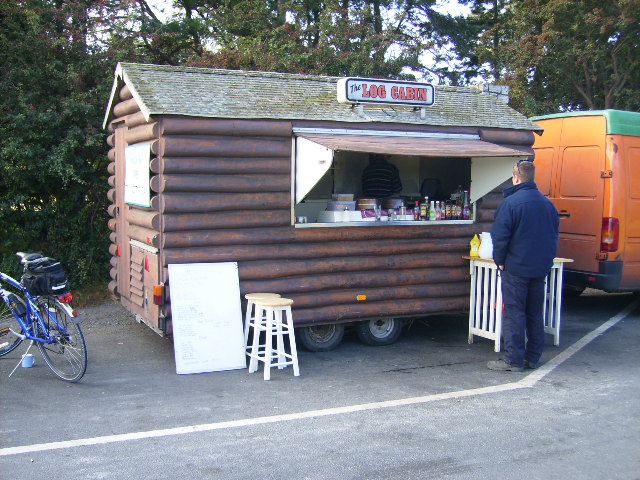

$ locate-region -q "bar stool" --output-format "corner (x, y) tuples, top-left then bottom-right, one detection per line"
(247, 297), (300, 380)
(244, 293), (281, 350)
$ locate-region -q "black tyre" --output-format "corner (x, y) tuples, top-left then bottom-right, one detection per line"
(0, 293), (25, 356)
(297, 324), (345, 352)
(35, 297), (87, 382)
(562, 285), (585, 298)
(355, 317), (403, 346)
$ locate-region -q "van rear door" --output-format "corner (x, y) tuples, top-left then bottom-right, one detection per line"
(552, 116), (607, 273)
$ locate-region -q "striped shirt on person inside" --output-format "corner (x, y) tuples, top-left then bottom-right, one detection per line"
(361, 154), (402, 199)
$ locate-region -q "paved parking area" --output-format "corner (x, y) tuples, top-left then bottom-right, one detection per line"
(1, 290), (639, 479)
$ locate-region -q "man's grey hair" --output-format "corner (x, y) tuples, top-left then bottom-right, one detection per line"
(515, 161), (535, 182)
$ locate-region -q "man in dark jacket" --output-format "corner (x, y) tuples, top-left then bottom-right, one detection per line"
(488, 160), (559, 372)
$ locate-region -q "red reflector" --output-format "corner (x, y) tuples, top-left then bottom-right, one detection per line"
(72, 310), (79, 316)
(153, 285), (164, 305)
(588, 276), (596, 282)
(600, 217), (619, 252)
(58, 292), (73, 303)
(144, 255), (150, 271)
(116, 244), (121, 257)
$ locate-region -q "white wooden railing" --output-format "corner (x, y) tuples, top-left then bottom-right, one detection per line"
(466, 257), (573, 352)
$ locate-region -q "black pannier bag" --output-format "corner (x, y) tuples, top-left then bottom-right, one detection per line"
(21, 257), (69, 296)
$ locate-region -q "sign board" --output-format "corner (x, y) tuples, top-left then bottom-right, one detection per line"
(168, 262), (246, 374)
(124, 143), (151, 207)
(337, 77), (435, 107)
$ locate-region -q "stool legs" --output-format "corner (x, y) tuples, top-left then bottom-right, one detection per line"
(247, 302), (300, 380)
(285, 306), (300, 377)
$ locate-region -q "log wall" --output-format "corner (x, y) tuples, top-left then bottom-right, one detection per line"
(106, 84), (517, 332)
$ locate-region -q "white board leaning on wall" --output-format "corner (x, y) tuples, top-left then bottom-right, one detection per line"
(168, 262), (246, 374)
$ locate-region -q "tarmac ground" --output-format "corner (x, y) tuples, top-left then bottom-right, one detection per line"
(1, 289), (639, 479)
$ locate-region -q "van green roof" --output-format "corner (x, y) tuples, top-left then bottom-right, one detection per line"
(531, 110), (640, 137)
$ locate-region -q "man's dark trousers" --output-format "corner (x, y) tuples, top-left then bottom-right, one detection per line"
(501, 269), (546, 367)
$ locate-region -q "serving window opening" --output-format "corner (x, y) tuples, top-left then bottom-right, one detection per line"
(293, 136), (474, 225)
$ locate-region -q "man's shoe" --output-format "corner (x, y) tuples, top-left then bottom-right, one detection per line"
(487, 359), (524, 372)
(524, 359), (538, 369)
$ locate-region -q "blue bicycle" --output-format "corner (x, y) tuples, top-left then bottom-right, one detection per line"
(0, 253), (87, 382)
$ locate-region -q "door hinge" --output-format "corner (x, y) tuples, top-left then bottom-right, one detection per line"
(601, 170), (613, 178)
(596, 252), (608, 260)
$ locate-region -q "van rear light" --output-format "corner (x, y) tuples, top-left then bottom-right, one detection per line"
(153, 285), (164, 305)
(600, 217), (619, 252)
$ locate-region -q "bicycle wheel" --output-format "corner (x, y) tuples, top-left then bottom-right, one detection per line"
(0, 292), (26, 356)
(35, 296), (87, 382)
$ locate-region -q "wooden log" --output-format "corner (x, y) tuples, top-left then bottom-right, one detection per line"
(108, 175), (115, 187)
(108, 148), (115, 162)
(107, 205), (117, 217)
(126, 123), (158, 145)
(107, 188), (116, 202)
(127, 208), (159, 230)
(291, 296), (469, 324)
(162, 238), (470, 263)
(154, 136), (291, 158)
(126, 111), (151, 128)
(119, 85), (133, 101)
(479, 128), (535, 146)
(107, 219), (116, 231)
(152, 192), (290, 213)
(109, 232), (117, 244)
(268, 282), (470, 309)
(233, 253), (468, 281)
(161, 210), (291, 232)
(110, 256), (118, 268)
(127, 224), (159, 245)
(109, 267), (118, 280)
(107, 161), (115, 175)
(239, 267), (468, 295)
(108, 280), (118, 295)
(160, 223), (483, 247)
(107, 134), (115, 147)
(113, 98), (140, 117)
(150, 174), (290, 193)
(151, 157), (290, 175)
(160, 117), (292, 137)
(476, 209), (495, 222)
(164, 265), (469, 301)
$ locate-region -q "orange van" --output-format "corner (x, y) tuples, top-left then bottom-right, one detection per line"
(531, 110), (640, 294)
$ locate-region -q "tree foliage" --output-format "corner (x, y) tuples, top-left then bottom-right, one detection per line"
(0, 0), (113, 284)
(0, 0), (638, 291)
(445, 0), (640, 115)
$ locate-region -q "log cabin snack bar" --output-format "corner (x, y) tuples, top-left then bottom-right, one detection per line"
(103, 63), (542, 351)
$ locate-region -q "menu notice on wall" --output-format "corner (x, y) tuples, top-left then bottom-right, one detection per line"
(124, 143), (151, 207)
(168, 262), (246, 375)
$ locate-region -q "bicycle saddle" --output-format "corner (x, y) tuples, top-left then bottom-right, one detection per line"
(16, 252), (44, 264)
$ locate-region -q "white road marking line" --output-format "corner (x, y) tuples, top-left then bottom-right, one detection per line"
(2, 297), (638, 457)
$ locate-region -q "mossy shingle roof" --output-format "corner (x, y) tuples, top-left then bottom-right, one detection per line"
(104, 63), (541, 132)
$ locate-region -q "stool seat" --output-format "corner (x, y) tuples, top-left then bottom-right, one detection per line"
(244, 293), (281, 300)
(255, 298), (294, 308)
(243, 293), (281, 350)
(247, 296), (300, 380)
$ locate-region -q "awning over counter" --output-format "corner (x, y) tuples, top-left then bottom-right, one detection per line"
(294, 129), (531, 204)
(297, 133), (532, 158)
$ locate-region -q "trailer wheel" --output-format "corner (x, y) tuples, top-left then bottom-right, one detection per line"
(298, 324), (345, 352)
(356, 317), (403, 346)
